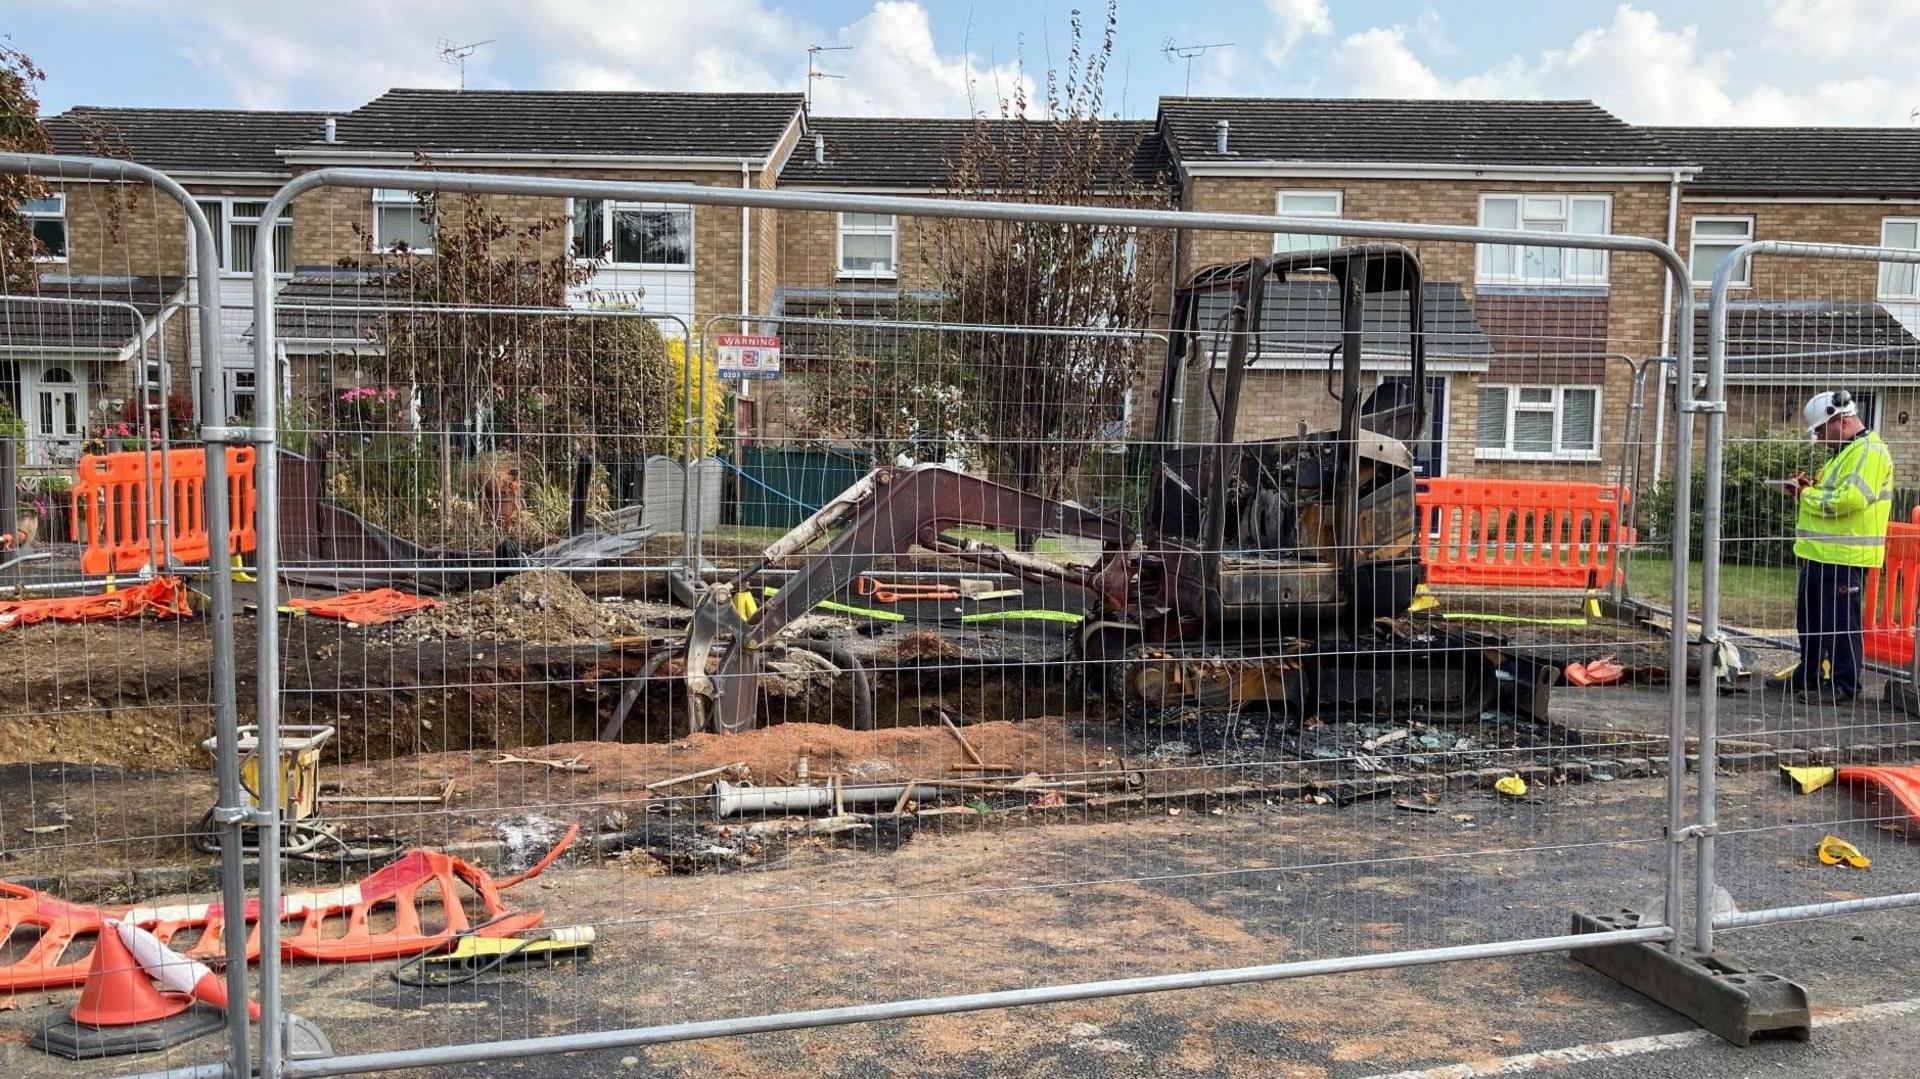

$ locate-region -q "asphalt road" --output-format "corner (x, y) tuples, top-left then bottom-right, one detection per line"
(5, 770), (1917, 1079)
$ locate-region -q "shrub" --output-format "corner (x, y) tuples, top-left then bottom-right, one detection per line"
(1645, 432), (1828, 564)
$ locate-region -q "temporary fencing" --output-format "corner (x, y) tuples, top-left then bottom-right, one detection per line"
(95, 162), (1702, 1079)
(0, 151), (253, 1077)
(1695, 240), (1920, 956)
(27, 149), (1865, 1078)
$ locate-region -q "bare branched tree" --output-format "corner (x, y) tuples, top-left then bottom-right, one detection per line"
(0, 42), (53, 293)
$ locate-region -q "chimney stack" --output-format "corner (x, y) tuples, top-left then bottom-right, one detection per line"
(1215, 119), (1229, 154)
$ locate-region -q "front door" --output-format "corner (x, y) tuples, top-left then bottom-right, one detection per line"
(28, 365), (85, 467)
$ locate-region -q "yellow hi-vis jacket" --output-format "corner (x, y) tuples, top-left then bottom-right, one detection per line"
(1795, 429), (1895, 568)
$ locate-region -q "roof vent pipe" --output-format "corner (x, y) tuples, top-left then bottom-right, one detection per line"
(813, 132), (825, 164)
(324, 117), (337, 143)
(1215, 119), (1229, 154)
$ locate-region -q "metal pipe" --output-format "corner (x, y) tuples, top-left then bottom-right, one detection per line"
(1693, 238), (1920, 956)
(1713, 891), (1920, 929)
(0, 150), (254, 1079)
(254, 927), (1667, 1078)
(1663, 236), (1698, 959)
(713, 779), (942, 816)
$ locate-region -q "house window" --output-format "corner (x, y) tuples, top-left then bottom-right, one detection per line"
(1477, 194), (1611, 286)
(22, 195), (66, 261)
(1879, 218), (1920, 299)
(837, 213), (897, 278)
(196, 198), (294, 275)
(570, 199), (693, 268)
(1274, 191), (1342, 254)
(1690, 217), (1753, 287)
(372, 188), (434, 254)
(1475, 384), (1601, 460)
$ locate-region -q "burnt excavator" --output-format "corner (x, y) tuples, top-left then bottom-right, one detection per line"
(683, 243), (1557, 735)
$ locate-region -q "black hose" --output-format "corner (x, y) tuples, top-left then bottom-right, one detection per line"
(786, 638), (875, 731)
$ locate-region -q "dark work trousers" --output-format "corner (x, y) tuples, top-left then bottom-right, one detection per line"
(1794, 559), (1867, 698)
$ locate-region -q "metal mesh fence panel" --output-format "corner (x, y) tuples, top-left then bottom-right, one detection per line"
(1697, 241), (1920, 951)
(172, 170), (1701, 1078)
(0, 154), (247, 1079)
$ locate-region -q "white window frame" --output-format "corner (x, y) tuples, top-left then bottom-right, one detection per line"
(1689, 215), (1754, 288)
(194, 196), (295, 277)
(1476, 194), (1612, 287)
(568, 198), (695, 271)
(1273, 190), (1342, 254)
(1879, 217), (1920, 300)
(1474, 384), (1603, 462)
(836, 212), (898, 280)
(22, 193), (67, 263)
(371, 188), (433, 255)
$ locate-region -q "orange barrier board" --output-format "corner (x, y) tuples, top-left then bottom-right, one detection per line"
(69, 448), (258, 576)
(1416, 478), (1631, 590)
(1865, 509), (1920, 668)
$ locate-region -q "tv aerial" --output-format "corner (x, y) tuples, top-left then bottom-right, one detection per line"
(807, 45), (852, 111)
(438, 38), (495, 91)
(1162, 40), (1234, 96)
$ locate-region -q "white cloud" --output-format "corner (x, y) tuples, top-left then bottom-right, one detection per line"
(1310, 3), (1920, 125)
(1262, 0), (1332, 66)
(1764, 0), (1920, 58)
(56, 0), (1020, 117)
(806, 1), (1034, 117)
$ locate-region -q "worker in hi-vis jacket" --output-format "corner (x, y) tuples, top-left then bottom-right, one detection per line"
(1779, 390), (1895, 703)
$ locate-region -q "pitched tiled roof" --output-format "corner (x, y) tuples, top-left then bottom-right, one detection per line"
(311, 89), (805, 160)
(0, 276), (187, 352)
(779, 118), (1169, 188)
(1161, 97), (1689, 169)
(43, 108), (329, 174)
(270, 271), (417, 345)
(1693, 302), (1920, 378)
(1194, 280), (1493, 361)
(1648, 126), (1920, 197)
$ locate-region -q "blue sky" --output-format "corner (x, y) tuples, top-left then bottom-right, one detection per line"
(10, 1), (1920, 125)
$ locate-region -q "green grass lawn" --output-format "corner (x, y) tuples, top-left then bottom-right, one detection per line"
(1621, 551), (1799, 629)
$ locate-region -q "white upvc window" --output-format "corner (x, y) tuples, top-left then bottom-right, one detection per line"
(195, 197), (294, 275)
(1475, 384), (1601, 461)
(1689, 216), (1753, 287)
(837, 212), (897, 279)
(1274, 190), (1342, 254)
(372, 188), (434, 254)
(1879, 218), (1920, 299)
(570, 199), (694, 269)
(1477, 194), (1611, 286)
(22, 195), (66, 262)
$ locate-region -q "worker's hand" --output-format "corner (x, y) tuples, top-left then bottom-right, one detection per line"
(1786, 471), (1810, 497)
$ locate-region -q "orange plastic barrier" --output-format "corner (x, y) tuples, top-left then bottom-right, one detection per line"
(1416, 478), (1631, 590)
(287, 588), (441, 626)
(0, 576), (194, 631)
(1865, 509), (1920, 668)
(0, 825), (578, 990)
(69, 448), (258, 576)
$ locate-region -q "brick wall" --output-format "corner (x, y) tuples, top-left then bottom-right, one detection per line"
(1677, 198), (1920, 298)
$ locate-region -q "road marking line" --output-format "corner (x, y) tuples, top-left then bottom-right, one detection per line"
(1358, 997), (1920, 1079)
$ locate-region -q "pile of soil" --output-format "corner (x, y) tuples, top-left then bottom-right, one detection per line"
(397, 570), (637, 642)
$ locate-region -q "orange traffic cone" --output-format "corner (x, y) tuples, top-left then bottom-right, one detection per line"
(116, 919), (260, 1021)
(68, 919), (192, 1027)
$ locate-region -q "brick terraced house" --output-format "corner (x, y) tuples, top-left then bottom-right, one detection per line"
(16, 88), (1920, 492)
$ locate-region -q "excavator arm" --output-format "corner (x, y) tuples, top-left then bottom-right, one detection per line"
(685, 464), (1135, 734)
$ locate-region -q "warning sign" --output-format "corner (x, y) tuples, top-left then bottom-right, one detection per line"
(717, 334), (782, 380)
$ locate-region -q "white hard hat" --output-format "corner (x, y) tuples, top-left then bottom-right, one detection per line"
(1803, 390), (1857, 435)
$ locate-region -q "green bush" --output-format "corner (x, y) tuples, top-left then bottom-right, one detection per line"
(1646, 434), (1829, 564)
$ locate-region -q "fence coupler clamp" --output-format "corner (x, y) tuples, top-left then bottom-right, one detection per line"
(199, 425), (276, 445)
(209, 804), (274, 828)
(1679, 400), (1728, 414)
(1670, 822), (1719, 842)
